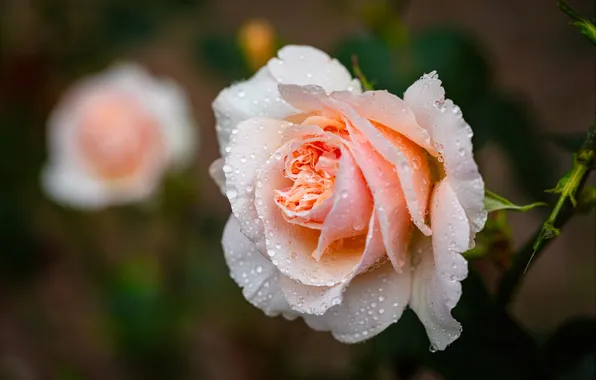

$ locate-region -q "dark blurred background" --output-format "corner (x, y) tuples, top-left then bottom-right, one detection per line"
(0, 0), (594, 379)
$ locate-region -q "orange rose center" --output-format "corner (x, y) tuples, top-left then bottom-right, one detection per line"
(274, 139), (341, 218)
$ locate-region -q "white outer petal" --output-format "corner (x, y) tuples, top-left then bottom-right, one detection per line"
(303, 260), (411, 344)
(212, 67), (295, 157)
(268, 45), (361, 93)
(212, 45), (361, 157)
(208, 157), (226, 195)
(223, 117), (292, 251)
(409, 179), (469, 351)
(222, 216), (296, 318)
(404, 71), (486, 237)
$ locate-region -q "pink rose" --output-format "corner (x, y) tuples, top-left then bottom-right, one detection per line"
(42, 63), (197, 209)
(210, 46), (486, 350)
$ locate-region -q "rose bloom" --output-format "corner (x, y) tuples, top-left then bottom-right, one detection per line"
(210, 46), (486, 350)
(42, 62), (197, 209)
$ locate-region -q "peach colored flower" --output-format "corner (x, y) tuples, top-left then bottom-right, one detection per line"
(210, 45), (486, 350)
(42, 62), (197, 209)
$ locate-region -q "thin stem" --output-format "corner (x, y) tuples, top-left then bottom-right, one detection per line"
(558, 0), (596, 46)
(497, 120), (596, 310)
(351, 55), (375, 91)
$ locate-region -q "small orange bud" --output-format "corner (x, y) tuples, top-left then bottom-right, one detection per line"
(238, 19), (276, 72)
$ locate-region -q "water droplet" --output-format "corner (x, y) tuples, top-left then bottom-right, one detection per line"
(429, 345), (437, 353)
(340, 189), (349, 199)
(226, 186), (238, 202)
(353, 219), (365, 231)
(256, 266), (263, 273)
(412, 157), (421, 170)
(222, 164), (233, 173)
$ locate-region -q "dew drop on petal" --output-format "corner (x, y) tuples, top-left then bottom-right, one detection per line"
(225, 185), (238, 202)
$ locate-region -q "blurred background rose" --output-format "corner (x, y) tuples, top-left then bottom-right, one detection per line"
(0, 0), (594, 379)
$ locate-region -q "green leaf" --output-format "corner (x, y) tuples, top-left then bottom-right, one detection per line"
(484, 189), (547, 213)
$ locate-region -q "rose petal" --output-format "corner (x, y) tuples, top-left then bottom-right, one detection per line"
(268, 46), (361, 93)
(344, 129), (413, 272)
(409, 179), (469, 351)
(41, 164), (158, 209)
(143, 77), (197, 169)
(213, 46), (361, 157)
(278, 84), (328, 113)
(303, 259), (411, 343)
(79, 62), (197, 168)
(404, 72), (486, 236)
(272, 131), (342, 228)
(43, 62), (189, 209)
(333, 90), (436, 155)
(254, 143), (363, 287)
(279, 208), (386, 315)
(213, 68), (296, 157)
(314, 145), (373, 260)
(222, 216), (296, 318)
(209, 157), (226, 195)
(326, 98), (432, 236)
(224, 117), (292, 250)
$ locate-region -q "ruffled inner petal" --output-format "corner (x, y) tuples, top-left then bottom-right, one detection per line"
(343, 126), (414, 272)
(333, 90), (437, 155)
(279, 208), (387, 315)
(254, 142), (363, 287)
(324, 98), (432, 236)
(314, 145), (373, 260)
